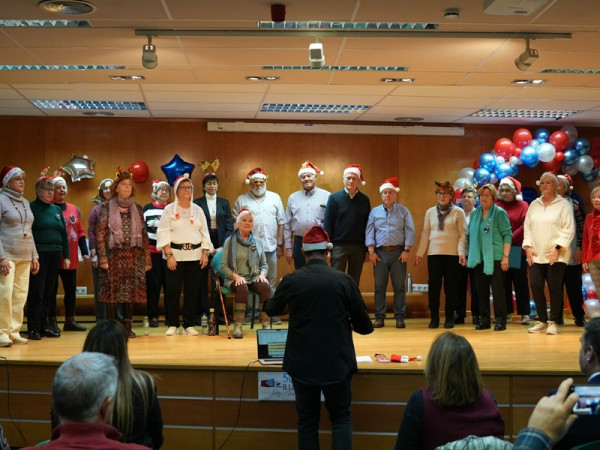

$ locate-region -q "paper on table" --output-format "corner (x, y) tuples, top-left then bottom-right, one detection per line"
(356, 355), (373, 363)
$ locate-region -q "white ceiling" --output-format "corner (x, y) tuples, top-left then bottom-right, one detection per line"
(1, 0), (600, 126)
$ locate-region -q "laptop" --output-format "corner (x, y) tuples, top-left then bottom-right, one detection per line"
(257, 329), (288, 365)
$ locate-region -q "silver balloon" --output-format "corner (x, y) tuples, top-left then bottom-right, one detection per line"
(60, 154), (96, 182)
(576, 155), (594, 173)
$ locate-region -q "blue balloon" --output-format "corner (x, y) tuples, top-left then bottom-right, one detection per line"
(473, 168), (491, 185)
(582, 168), (599, 182)
(529, 299), (537, 318)
(495, 162), (512, 179)
(511, 164), (519, 177)
(575, 138), (591, 156)
(160, 154), (195, 186)
(534, 128), (550, 143)
(478, 153), (496, 171)
(520, 146), (539, 168)
(563, 149), (578, 166)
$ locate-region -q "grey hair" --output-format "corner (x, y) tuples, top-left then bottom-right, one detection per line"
(52, 352), (118, 424)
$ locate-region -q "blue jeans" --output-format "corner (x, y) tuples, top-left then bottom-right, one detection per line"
(292, 374), (353, 450)
(373, 248), (406, 320)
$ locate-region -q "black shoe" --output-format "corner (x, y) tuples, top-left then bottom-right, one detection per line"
(575, 318), (587, 327)
(28, 330), (41, 340)
(454, 316), (465, 324)
(42, 329), (60, 338)
(149, 318), (159, 328)
(472, 315), (480, 325)
(428, 319), (439, 329)
(444, 320), (454, 329)
(63, 317), (87, 332)
(494, 324), (506, 331)
(475, 323), (491, 330)
(395, 318), (406, 329)
(373, 318), (385, 328)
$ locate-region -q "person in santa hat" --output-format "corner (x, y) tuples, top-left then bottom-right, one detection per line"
(365, 177), (415, 329)
(323, 164), (371, 286)
(497, 176), (531, 325)
(143, 179), (172, 328)
(284, 161), (330, 270)
(157, 174), (213, 337)
(0, 166), (39, 347)
(557, 174), (587, 327)
(232, 167), (285, 324)
(50, 175), (90, 334)
(265, 225), (373, 448)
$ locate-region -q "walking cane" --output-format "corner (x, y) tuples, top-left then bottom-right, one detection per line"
(215, 275), (231, 339)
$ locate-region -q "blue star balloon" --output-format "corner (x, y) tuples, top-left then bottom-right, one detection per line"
(161, 154), (194, 185)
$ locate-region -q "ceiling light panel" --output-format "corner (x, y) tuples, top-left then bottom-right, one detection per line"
(258, 21), (440, 30)
(0, 65), (125, 71)
(263, 65), (408, 71)
(471, 108), (581, 119)
(260, 103), (370, 114)
(30, 99), (147, 110)
(0, 19), (90, 27)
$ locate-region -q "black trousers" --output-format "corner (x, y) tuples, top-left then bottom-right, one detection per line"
(503, 255), (531, 316)
(164, 259), (202, 329)
(562, 264), (585, 320)
(474, 261), (507, 325)
(146, 252), (167, 320)
(51, 268), (77, 318)
(427, 254), (461, 319)
(27, 251), (61, 331)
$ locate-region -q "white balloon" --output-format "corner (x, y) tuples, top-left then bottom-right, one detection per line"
(458, 167), (475, 180)
(562, 163), (579, 176)
(495, 156), (505, 165)
(530, 139), (540, 148)
(489, 173), (498, 184)
(509, 156), (520, 166)
(454, 177), (472, 190)
(585, 299), (600, 318)
(577, 155), (594, 173)
(583, 273), (595, 289)
(538, 143), (556, 162)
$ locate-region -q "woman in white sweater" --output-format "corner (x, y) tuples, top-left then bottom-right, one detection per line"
(523, 172), (574, 336)
(414, 182), (467, 329)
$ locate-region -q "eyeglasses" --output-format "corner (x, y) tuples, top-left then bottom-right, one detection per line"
(158, 188), (170, 193)
(178, 186), (192, 191)
(41, 188), (55, 192)
(250, 179), (265, 185)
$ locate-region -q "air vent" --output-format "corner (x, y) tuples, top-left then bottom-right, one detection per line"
(483, 0), (547, 15)
(38, 0), (97, 15)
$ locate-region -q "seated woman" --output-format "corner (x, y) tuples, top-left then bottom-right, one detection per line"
(82, 320), (164, 449)
(221, 208), (271, 339)
(394, 332), (504, 450)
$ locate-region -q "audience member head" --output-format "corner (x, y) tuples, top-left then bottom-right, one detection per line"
(52, 352), (118, 424)
(425, 332), (483, 407)
(83, 319), (132, 379)
(302, 225), (333, 261)
(579, 317), (600, 377)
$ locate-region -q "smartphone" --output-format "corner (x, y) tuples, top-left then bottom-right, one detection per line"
(569, 384), (600, 415)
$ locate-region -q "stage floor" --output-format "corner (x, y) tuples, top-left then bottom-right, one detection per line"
(1, 315), (585, 376)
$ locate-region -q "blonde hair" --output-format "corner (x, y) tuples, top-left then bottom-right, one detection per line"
(478, 184), (498, 202)
(425, 332), (483, 407)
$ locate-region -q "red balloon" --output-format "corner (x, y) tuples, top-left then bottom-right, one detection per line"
(594, 157), (600, 169)
(513, 147), (522, 158)
(541, 159), (561, 174)
(495, 138), (515, 159)
(129, 161), (149, 183)
(549, 130), (569, 152)
(473, 158), (480, 170)
(588, 290), (598, 300)
(513, 128), (532, 149)
(454, 188), (462, 204)
(555, 151), (565, 163)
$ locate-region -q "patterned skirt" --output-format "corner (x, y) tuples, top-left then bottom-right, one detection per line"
(98, 246), (147, 304)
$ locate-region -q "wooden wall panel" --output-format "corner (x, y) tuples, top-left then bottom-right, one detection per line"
(1, 116), (598, 309)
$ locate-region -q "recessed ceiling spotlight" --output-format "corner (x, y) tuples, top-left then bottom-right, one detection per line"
(110, 75), (145, 81)
(511, 78), (546, 85)
(394, 117), (424, 122)
(38, 0), (97, 15)
(246, 76), (262, 81)
(245, 75), (279, 81)
(444, 8), (460, 19)
(381, 77), (414, 83)
(263, 76), (280, 81)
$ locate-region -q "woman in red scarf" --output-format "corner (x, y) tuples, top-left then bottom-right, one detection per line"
(582, 186), (600, 293)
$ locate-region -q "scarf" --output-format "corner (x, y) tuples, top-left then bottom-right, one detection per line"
(227, 229), (260, 278)
(107, 196), (143, 249)
(590, 209), (600, 256)
(466, 205), (498, 275)
(1, 187), (23, 201)
(436, 203), (454, 231)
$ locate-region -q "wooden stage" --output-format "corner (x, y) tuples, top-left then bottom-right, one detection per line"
(0, 316), (587, 450)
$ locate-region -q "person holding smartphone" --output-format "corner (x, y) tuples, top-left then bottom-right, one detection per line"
(550, 317), (600, 448)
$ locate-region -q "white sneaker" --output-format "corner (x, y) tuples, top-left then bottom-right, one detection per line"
(10, 334), (28, 345)
(0, 334), (13, 348)
(528, 321), (548, 334)
(546, 321), (559, 335)
(165, 326), (178, 336)
(184, 327), (199, 336)
(521, 315), (530, 325)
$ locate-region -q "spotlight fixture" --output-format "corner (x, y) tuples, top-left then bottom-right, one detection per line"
(515, 38), (538, 71)
(309, 41), (325, 68)
(142, 36), (157, 69)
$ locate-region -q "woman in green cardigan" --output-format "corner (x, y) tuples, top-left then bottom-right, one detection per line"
(467, 184), (512, 331)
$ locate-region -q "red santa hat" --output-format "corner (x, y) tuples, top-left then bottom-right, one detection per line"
(302, 226), (333, 251)
(298, 161), (324, 178)
(52, 175), (68, 193)
(343, 164), (366, 185)
(558, 174), (574, 191)
(236, 208), (253, 225)
(499, 176), (522, 201)
(245, 167), (268, 184)
(379, 177), (400, 193)
(0, 166), (24, 188)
